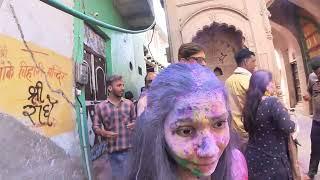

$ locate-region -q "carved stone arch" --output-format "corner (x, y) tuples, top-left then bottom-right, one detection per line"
(270, 20), (308, 111)
(192, 22), (244, 47)
(180, 5), (249, 28)
(179, 5), (253, 46)
(191, 23), (244, 81)
(288, 0), (320, 23)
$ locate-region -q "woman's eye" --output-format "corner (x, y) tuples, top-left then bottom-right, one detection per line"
(176, 127), (195, 137)
(213, 121), (227, 129)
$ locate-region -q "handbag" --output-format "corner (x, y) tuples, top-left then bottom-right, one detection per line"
(288, 135), (302, 180)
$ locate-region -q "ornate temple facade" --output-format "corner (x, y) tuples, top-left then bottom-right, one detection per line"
(163, 0), (320, 113)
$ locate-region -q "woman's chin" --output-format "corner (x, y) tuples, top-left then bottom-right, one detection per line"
(191, 161), (218, 177)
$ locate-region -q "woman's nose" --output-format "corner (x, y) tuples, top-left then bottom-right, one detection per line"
(196, 136), (219, 158)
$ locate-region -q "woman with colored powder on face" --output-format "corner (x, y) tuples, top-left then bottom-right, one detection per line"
(243, 70), (296, 180)
(126, 63), (247, 180)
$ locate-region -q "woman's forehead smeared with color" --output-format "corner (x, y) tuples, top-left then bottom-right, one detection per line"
(174, 91), (227, 118)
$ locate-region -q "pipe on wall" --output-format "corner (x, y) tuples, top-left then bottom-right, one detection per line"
(40, 0), (156, 34)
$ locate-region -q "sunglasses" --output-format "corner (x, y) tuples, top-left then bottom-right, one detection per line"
(188, 57), (206, 63)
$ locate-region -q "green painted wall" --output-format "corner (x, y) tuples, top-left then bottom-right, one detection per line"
(76, 0), (146, 99)
(73, 1), (149, 178)
(82, 0), (127, 28)
(73, 1), (91, 179)
(73, 0), (146, 179)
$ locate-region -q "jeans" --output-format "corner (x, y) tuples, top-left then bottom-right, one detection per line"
(308, 158), (319, 179)
(308, 121), (320, 178)
(109, 150), (129, 180)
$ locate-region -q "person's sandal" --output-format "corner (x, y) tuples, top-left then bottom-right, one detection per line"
(304, 173), (314, 180)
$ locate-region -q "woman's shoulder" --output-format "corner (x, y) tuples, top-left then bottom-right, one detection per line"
(260, 96), (281, 107)
(262, 96), (278, 102)
(231, 149), (248, 180)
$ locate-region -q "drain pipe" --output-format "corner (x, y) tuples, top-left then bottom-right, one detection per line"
(76, 89), (92, 180)
(39, 0), (155, 34)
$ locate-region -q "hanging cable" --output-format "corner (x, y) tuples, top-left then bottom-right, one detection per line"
(147, 25), (156, 62)
(40, 0), (156, 34)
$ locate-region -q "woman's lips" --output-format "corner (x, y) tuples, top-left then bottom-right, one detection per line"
(194, 160), (215, 166)
(194, 160), (217, 173)
(192, 158), (216, 166)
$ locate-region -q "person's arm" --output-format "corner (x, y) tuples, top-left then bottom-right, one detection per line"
(238, 76), (250, 109)
(126, 102), (136, 130)
(231, 149), (248, 180)
(270, 98), (296, 134)
(240, 75), (250, 92)
(93, 104), (118, 138)
(309, 73), (318, 95)
(130, 102), (137, 122)
(303, 74), (314, 101)
(137, 95), (147, 117)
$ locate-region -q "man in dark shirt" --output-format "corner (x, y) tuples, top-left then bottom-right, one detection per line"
(305, 57), (320, 179)
(93, 75), (136, 179)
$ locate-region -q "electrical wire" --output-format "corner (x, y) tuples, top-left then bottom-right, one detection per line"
(147, 25), (156, 60)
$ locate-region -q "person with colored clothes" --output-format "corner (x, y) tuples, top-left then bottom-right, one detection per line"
(225, 48), (256, 151)
(93, 75), (136, 180)
(243, 70), (296, 180)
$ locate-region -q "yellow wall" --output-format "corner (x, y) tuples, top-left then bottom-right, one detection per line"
(0, 34), (75, 137)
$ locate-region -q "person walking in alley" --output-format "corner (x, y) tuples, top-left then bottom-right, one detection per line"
(137, 72), (157, 117)
(304, 57), (320, 180)
(93, 75), (136, 179)
(178, 42), (207, 66)
(225, 48), (257, 152)
(243, 70), (296, 180)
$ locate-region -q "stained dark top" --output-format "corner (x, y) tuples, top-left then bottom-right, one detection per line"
(245, 96), (295, 180)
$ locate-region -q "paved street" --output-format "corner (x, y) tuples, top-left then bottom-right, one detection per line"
(294, 113), (320, 180)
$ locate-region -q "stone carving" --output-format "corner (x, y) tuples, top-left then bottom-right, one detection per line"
(259, 0), (273, 40)
(209, 10), (216, 22)
(177, 0), (215, 7)
(192, 24), (242, 81)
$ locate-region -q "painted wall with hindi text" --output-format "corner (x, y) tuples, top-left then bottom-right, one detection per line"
(0, 0), (84, 178)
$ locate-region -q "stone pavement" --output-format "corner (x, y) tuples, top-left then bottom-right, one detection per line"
(293, 113), (320, 180)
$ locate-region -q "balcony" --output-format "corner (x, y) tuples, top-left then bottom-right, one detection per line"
(113, 0), (155, 29)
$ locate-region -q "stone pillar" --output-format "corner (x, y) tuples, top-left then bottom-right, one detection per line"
(245, 0), (281, 90)
(163, 0), (182, 61)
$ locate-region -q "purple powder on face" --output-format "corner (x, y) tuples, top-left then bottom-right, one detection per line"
(184, 149), (190, 156)
(177, 105), (194, 117)
(199, 137), (209, 151)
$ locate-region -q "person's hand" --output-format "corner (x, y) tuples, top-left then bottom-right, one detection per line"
(101, 130), (118, 139)
(303, 174), (312, 180)
(303, 94), (311, 101)
(126, 122), (135, 130)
